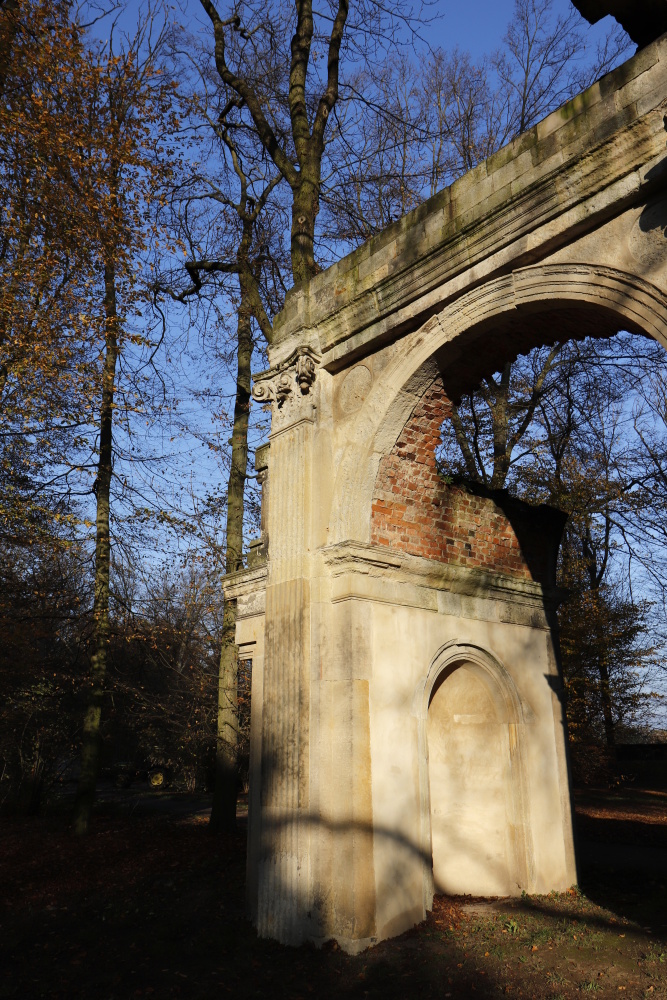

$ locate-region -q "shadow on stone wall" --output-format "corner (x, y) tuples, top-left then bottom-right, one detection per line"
(253, 744), (547, 952)
(450, 479), (567, 592)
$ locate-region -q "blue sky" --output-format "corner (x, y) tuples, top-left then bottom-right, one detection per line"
(431, 1), (525, 55)
(113, 1), (627, 63)
(427, 0), (623, 58)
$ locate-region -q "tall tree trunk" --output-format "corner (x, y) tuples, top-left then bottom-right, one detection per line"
(583, 529), (616, 747)
(597, 652), (616, 747)
(209, 283), (252, 834)
(591, 587), (616, 748)
(290, 162), (321, 284)
(72, 257), (118, 835)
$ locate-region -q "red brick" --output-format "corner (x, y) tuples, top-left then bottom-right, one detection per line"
(370, 379), (535, 581)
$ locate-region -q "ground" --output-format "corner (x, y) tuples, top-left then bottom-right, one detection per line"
(2, 783), (666, 1000)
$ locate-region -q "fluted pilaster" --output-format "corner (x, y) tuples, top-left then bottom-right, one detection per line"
(252, 362), (317, 943)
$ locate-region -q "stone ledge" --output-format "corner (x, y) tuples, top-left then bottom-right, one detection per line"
(222, 564), (267, 602)
(321, 540), (560, 617)
(270, 33), (666, 371)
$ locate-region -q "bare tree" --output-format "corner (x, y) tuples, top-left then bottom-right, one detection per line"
(160, 20), (289, 830)
(173, 0), (431, 830)
(321, 0), (630, 248)
(71, 8), (180, 834)
(494, 0), (630, 137)
(197, 0), (432, 282)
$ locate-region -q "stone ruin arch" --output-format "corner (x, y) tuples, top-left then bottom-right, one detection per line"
(329, 262), (667, 546)
(223, 35), (667, 952)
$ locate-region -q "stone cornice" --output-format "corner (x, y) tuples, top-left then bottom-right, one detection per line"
(222, 563), (268, 601)
(320, 540), (561, 611)
(270, 35), (667, 372)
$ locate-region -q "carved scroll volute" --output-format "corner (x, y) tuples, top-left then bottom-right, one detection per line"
(252, 380), (276, 405)
(251, 373), (290, 408)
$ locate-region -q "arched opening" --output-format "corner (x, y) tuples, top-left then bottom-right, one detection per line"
(427, 662), (513, 895)
(424, 649), (531, 897)
(330, 260), (667, 547)
(335, 257), (667, 779)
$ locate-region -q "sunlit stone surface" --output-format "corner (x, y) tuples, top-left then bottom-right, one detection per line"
(224, 33), (667, 953)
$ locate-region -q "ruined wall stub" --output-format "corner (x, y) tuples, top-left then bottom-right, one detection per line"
(224, 34), (667, 952)
(571, 1), (667, 48)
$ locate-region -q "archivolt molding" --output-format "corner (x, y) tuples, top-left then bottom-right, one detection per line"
(329, 263), (667, 544)
(412, 640), (526, 725)
(513, 264), (667, 343)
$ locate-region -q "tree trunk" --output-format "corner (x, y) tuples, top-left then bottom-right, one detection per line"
(583, 531), (616, 748)
(72, 257), (118, 835)
(592, 594), (616, 748)
(597, 653), (616, 747)
(209, 282), (252, 834)
(290, 158), (321, 285)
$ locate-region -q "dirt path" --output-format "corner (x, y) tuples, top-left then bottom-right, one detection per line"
(1, 787), (665, 1000)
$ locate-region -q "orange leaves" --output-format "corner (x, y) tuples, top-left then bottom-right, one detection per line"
(0, 0), (180, 432)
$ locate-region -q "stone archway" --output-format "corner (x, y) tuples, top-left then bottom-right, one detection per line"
(224, 34), (667, 952)
(329, 261), (667, 549)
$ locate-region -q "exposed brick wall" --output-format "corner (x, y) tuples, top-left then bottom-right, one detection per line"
(370, 379), (561, 584)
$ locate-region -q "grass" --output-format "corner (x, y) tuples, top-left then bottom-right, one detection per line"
(1, 783), (667, 999)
